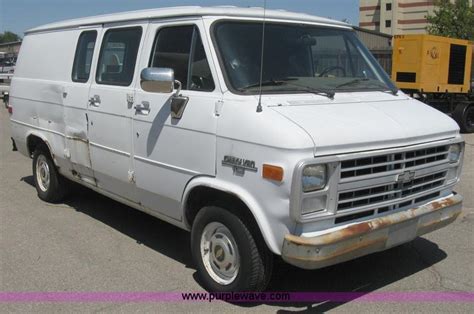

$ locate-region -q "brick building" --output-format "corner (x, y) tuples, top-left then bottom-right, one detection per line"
(359, 0), (474, 35)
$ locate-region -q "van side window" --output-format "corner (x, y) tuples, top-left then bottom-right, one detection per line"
(150, 26), (215, 92)
(72, 31), (97, 83)
(96, 27), (142, 86)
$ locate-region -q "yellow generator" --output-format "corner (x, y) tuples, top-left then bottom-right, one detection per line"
(392, 34), (474, 133)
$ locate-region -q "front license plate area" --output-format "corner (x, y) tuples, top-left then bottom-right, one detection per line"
(386, 219), (418, 248)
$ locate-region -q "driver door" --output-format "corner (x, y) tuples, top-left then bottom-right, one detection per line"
(132, 20), (220, 220)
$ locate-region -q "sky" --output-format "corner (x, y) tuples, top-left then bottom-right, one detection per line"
(0, 0), (359, 36)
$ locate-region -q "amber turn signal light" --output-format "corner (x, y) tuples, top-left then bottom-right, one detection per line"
(262, 164), (284, 182)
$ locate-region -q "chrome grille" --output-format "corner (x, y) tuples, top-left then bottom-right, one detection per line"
(340, 145), (449, 179)
(337, 171), (447, 211)
(334, 191), (442, 225)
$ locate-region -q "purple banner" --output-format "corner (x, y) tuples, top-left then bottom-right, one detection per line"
(0, 291), (473, 303)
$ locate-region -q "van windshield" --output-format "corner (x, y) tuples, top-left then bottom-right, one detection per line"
(213, 21), (397, 95)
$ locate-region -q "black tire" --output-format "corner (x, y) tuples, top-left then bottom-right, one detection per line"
(32, 145), (68, 203)
(453, 103), (474, 133)
(191, 206), (273, 292)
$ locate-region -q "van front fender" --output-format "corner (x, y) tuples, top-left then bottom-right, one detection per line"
(182, 176), (286, 254)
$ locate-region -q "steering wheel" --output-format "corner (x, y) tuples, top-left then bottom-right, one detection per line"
(319, 66), (346, 77)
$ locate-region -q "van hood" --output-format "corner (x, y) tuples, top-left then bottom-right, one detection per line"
(269, 94), (459, 156)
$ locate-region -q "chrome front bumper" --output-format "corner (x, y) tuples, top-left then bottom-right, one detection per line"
(282, 194), (463, 270)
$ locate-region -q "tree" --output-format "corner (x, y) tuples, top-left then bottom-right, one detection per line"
(0, 31), (21, 44)
(427, 0), (474, 40)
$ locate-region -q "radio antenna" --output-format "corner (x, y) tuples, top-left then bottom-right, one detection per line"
(256, 0), (267, 113)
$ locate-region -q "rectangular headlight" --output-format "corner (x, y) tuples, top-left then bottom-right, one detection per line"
(448, 144), (461, 163)
(302, 164), (327, 192)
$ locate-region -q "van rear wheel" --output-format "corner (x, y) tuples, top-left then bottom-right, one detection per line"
(32, 146), (68, 203)
(191, 206), (273, 292)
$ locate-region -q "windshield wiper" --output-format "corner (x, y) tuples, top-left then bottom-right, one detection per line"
(240, 78), (335, 99)
(240, 78), (298, 90)
(281, 81), (335, 99)
(335, 78), (399, 95)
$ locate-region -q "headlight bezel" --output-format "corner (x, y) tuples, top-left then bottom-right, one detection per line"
(290, 159), (339, 222)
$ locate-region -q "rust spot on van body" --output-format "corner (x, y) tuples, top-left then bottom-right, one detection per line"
(66, 136), (89, 144)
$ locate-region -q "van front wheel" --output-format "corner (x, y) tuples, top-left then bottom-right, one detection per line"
(191, 206), (272, 292)
(32, 147), (68, 203)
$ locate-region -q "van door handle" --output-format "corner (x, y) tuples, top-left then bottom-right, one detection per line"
(134, 101), (150, 115)
(89, 95), (101, 107)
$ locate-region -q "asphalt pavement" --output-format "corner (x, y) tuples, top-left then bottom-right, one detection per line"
(1, 107), (473, 313)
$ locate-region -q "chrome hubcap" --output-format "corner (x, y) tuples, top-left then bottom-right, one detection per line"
(36, 155), (50, 192)
(200, 222), (240, 285)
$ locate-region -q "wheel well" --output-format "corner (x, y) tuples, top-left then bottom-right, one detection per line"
(27, 135), (50, 158)
(184, 186), (261, 236)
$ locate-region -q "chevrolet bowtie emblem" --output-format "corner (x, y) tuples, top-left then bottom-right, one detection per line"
(397, 170), (416, 184)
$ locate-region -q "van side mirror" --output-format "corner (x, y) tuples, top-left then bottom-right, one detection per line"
(140, 67), (175, 93)
(140, 67), (189, 120)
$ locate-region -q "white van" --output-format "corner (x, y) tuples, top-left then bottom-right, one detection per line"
(9, 7), (465, 292)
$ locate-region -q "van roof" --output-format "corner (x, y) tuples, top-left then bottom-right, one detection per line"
(26, 6), (350, 34)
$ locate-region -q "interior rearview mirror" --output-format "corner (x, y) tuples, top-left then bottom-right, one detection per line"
(140, 67), (174, 93)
